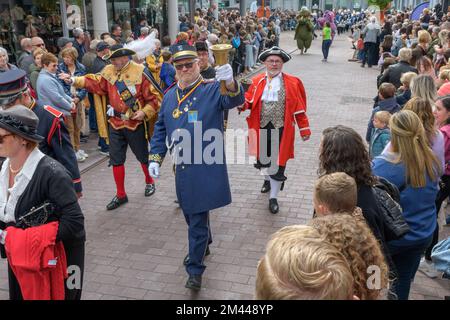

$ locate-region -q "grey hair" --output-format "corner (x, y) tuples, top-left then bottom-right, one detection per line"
(73, 28), (84, 38)
(141, 27), (150, 35)
(411, 74), (437, 106)
(398, 48), (412, 62)
(207, 33), (218, 43)
(0, 47), (8, 62)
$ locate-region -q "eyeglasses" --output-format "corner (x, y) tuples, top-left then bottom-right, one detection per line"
(0, 133), (13, 143)
(34, 43), (45, 48)
(174, 61), (196, 70)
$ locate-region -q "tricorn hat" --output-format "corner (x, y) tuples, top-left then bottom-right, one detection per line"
(258, 46), (292, 63)
(103, 44), (136, 60)
(0, 105), (44, 142)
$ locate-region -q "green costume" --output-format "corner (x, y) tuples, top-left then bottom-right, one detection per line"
(294, 8), (314, 54)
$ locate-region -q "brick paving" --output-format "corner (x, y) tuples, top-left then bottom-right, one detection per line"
(0, 31), (448, 300)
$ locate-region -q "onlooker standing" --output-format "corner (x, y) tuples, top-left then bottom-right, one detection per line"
(419, 95), (450, 278)
(379, 48), (417, 88)
(0, 47), (18, 73)
(20, 37), (46, 76)
(373, 110), (441, 300)
(369, 111), (391, 159)
(321, 22), (332, 62)
(17, 38), (32, 71)
(366, 82), (401, 142)
(28, 48), (45, 91)
(396, 72), (417, 106)
(56, 37), (73, 63)
(361, 16), (381, 68)
(58, 47), (88, 162)
(72, 28), (87, 63)
(111, 24), (123, 45)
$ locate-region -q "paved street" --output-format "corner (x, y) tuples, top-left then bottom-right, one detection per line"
(0, 31), (448, 300)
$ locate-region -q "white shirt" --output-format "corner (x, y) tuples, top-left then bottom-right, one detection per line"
(262, 73), (282, 102)
(0, 148), (45, 223)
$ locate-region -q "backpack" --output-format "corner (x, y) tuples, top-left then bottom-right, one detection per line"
(373, 177), (410, 240)
(231, 35), (241, 49)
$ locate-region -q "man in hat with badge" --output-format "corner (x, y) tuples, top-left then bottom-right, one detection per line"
(60, 44), (163, 211)
(240, 46), (311, 214)
(148, 44), (244, 290)
(0, 69), (83, 197)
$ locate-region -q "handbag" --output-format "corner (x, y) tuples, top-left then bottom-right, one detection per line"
(373, 177), (410, 240)
(16, 201), (56, 229)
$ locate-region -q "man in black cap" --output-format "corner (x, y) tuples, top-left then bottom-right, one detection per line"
(195, 41), (216, 80)
(60, 44), (163, 210)
(0, 69), (83, 197)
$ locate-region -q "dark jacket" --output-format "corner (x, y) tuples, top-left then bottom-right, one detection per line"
(378, 61), (418, 88)
(32, 100), (82, 193)
(72, 40), (86, 63)
(396, 88), (411, 106)
(0, 155), (85, 246)
(58, 61), (87, 100)
(366, 97), (401, 142)
(91, 56), (108, 74)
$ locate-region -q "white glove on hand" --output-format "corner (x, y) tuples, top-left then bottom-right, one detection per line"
(0, 230), (6, 245)
(149, 162), (160, 178)
(215, 64), (234, 85)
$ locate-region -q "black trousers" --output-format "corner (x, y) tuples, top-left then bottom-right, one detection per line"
(109, 124), (149, 166)
(8, 242), (85, 300)
(254, 122), (287, 181)
(425, 175), (450, 261)
(362, 42), (378, 67)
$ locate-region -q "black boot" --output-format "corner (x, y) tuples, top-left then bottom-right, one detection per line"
(106, 195), (128, 211)
(183, 246), (210, 266)
(145, 183), (156, 197)
(261, 180), (271, 193)
(185, 275), (202, 290)
(269, 198), (279, 214)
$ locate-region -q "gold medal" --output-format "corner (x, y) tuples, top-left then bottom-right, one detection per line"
(172, 108), (182, 119)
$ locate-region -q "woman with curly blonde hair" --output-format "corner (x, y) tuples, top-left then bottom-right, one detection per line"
(309, 214), (389, 300)
(255, 225), (355, 300)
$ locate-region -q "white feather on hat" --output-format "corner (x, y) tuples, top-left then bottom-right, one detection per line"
(124, 31), (158, 60)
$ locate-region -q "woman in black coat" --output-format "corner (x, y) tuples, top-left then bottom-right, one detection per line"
(0, 106), (85, 300)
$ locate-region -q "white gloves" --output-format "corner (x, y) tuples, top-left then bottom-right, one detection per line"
(149, 162), (160, 178)
(0, 230), (6, 245)
(215, 64), (234, 85)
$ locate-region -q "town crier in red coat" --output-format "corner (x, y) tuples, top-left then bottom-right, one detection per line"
(240, 46), (311, 214)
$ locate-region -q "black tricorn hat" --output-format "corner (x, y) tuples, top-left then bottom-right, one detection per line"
(103, 44), (136, 60)
(0, 105), (44, 142)
(258, 46), (292, 63)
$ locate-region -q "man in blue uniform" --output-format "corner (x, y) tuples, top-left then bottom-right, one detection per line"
(0, 69), (82, 196)
(149, 44), (244, 290)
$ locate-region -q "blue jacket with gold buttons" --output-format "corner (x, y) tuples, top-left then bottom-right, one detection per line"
(150, 77), (244, 214)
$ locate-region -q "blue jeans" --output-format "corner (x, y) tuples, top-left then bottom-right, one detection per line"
(322, 39), (332, 59)
(388, 235), (433, 300)
(183, 211), (212, 276)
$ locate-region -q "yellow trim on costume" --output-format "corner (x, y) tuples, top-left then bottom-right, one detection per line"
(149, 154), (163, 166)
(172, 50), (198, 60)
(100, 61), (145, 85)
(73, 76), (86, 88)
(226, 80), (241, 97)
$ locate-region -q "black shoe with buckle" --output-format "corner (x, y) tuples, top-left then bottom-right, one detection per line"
(269, 198), (279, 214)
(261, 180), (271, 193)
(183, 246), (210, 266)
(185, 275), (202, 291)
(106, 195), (128, 211)
(145, 183), (156, 197)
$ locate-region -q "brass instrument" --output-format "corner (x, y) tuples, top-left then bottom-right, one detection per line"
(211, 44), (232, 95)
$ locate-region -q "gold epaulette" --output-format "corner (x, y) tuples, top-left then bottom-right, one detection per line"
(149, 154), (164, 166)
(101, 61), (145, 86)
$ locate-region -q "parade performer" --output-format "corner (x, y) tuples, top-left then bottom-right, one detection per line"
(148, 44), (244, 290)
(318, 10), (337, 40)
(61, 44), (163, 210)
(0, 69), (83, 197)
(241, 47), (311, 214)
(294, 7), (314, 54)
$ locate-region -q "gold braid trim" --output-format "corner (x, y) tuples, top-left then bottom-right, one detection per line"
(149, 154), (164, 166)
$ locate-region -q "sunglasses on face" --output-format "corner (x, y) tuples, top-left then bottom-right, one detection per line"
(0, 133), (13, 143)
(34, 43), (45, 47)
(174, 61), (195, 71)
